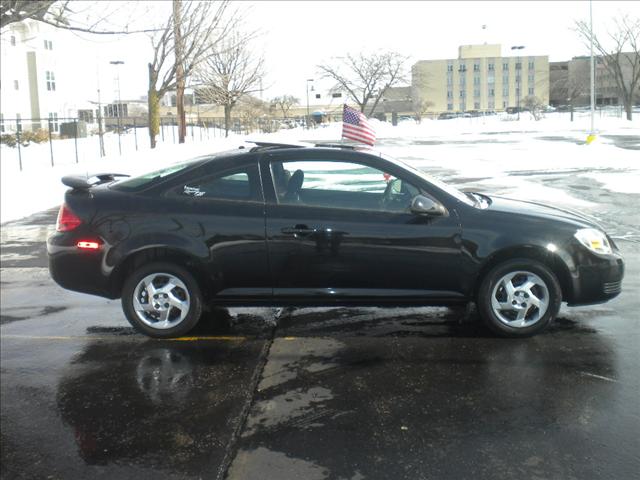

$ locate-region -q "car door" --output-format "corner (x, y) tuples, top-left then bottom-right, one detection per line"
(261, 150), (465, 302)
(162, 156), (271, 300)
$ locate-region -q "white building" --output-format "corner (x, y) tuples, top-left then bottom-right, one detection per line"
(1, 20), (96, 134)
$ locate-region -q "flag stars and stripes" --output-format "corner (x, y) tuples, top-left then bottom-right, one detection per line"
(342, 104), (376, 146)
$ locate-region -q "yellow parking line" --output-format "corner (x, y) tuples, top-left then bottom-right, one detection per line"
(1, 334), (247, 342)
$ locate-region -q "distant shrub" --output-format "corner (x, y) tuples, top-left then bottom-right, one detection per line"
(0, 134), (17, 148)
(21, 129), (49, 144)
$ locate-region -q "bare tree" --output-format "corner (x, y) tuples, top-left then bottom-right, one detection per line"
(318, 52), (407, 117)
(271, 95), (300, 118)
(523, 95), (545, 120)
(1, 0), (157, 34)
(146, 0), (232, 148)
(575, 15), (640, 120)
(196, 34), (266, 137)
(413, 99), (434, 123)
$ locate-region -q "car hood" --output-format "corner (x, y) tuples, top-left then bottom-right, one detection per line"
(485, 195), (602, 230)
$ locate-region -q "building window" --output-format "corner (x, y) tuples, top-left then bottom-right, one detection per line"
(46, 71), (56, 91)
(503, 101), (508, 109)
(528, 60), (535, 69)
(10, 35), (16, 46)
(78, 109), (94, 123)
(447, 103), (453, 111)
(488, 63), (495, 71)
(487, 75), (495, 84)
(447, 64), (453, 72)
(488, 101), (495, 110)
(474, 63), (480, 72)
(48, 112), (59, 132)
(528, 74), (534, 83)
(44, 40), (53, 50)
(474, 88), (480, 97)
(474, 102), (480, 109)
(503, 75), (509, 85)
(460, 102), (466, 111)
(16, 113), (22, 133)
(473, 76), (480, 85)
(515, 62), (522, 70)
(14, 80), (19, 90)
(503, 87), (509, 97)
(528, 87), (534, 95)
(516, 88), (520, 96)
(458, 63), (466, 72)
(315, 93), (320, 99)
(447, 75), (453, 86)
(489, 88), (495, 97)
(0, 113), (4, 133)
(459, 90), (465, 98)
(503, 62), (509, 70)
(331, 92), (342, 98)
(447, 90), (453, 99)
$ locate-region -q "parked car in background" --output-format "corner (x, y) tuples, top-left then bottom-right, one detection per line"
(48, 142), (625, 338)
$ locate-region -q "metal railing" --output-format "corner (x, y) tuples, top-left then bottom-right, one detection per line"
(0, 115), (313, 171)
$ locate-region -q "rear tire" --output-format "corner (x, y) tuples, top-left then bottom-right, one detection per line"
(477, 259), (561, 337)
(121, 262), (203, 338)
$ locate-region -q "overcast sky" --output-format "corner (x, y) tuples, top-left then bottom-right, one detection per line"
(70, 0), (639, 103)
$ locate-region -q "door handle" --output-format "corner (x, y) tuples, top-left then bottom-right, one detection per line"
(281, 225), (315, 236)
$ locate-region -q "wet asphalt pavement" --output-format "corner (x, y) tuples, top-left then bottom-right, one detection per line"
(1, 167), (640, 479)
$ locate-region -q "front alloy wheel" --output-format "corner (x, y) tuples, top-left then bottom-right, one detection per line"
(478, 259), (561, 337)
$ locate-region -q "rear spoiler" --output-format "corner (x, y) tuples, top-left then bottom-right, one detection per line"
(61, 173), (130, 190)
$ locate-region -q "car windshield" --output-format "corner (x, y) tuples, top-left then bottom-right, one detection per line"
(380, 153), (475, 206)
(111, 155), (212, 191)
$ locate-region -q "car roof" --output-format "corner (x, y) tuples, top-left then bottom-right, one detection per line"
(247, 140), (378, 155)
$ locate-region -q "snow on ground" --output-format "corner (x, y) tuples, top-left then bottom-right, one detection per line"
(1, 111), (638, 223)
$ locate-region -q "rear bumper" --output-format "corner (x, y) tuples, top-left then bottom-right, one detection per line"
(47, 233), (116, 299)
(568, 252), (624, 306)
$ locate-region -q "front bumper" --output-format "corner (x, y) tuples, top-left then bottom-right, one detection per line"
(568, 251), (624, 306)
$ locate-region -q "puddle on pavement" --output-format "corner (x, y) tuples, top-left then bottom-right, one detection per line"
(259, 337), (344, 391)
(229, 447), (332, 480)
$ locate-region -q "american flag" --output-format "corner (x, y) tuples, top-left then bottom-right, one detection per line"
(342, 104), (376, 146)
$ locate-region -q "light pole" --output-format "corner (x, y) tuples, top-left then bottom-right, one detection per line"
(588, 0), (596, 143)
(110, 60), (124, 155)
(510, 46), (525, 120)
(306, 78), (313, 129)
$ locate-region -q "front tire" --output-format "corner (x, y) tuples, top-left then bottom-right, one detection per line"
(477, 259), (561, 337)
(121, 262), (203, 338)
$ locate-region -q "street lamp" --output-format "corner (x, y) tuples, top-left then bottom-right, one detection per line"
(110, 60), (124, 155)
(510, 46), (525, 120)
(306, 78), (314, 129)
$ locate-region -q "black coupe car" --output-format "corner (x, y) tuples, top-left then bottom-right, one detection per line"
(48, 142), (624, 338)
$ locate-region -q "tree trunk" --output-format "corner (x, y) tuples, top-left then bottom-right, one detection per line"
(224, 104), (231, 138)
(147, 64), (161, 149)
(624, 98), (632, 120)
(148, 89), (160, 149)
(173, 0), (186, 144)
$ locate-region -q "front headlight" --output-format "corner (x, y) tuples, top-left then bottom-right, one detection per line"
(574, 228), (613, 254)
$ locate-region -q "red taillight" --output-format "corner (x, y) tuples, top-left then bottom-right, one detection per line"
(77, 240), (100, 250)
(56, 204), (82, 232)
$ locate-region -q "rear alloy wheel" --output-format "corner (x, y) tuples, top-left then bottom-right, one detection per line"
(477, 259), (561, 337)
(122, 262), (203, 338)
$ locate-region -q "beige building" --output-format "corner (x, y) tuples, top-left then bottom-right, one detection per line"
(412, 44), (549, 114)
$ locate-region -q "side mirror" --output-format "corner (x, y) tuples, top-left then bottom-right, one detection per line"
(410, 195), (446, 216)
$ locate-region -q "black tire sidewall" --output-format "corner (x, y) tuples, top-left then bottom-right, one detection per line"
(121, 262), (203, 338)
(478, 259), (562, 337)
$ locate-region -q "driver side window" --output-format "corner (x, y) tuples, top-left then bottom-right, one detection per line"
(271, 159), (421, 213)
